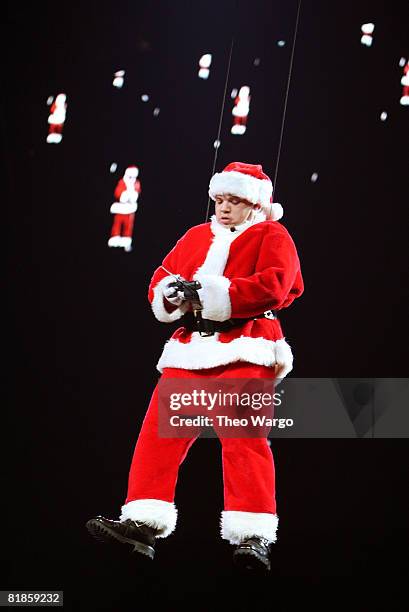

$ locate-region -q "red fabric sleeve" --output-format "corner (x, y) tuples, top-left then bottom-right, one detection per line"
(147, 233), (188, 304)
(114, 179), (125, 201)
(228, 224), (304, 318)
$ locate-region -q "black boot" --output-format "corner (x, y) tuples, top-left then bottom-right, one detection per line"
(86, 516), (156, 559)
(233, 536), (272, 571)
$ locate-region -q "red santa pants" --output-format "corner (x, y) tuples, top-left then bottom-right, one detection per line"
(124, 362), (277, 515)
(110, 213), (135, 238)
(233, 115), (247, 127)
(48, 123), (63, 135)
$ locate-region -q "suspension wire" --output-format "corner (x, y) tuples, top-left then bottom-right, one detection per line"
(204, 37), (235, 222)
(204, 0), (302, 222)
(272, 0), (302, 198)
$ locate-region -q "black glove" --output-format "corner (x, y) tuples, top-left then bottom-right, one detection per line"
(167, 279), (202, 303)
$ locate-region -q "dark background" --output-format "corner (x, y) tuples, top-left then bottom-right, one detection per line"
(4, 1), (408, 610)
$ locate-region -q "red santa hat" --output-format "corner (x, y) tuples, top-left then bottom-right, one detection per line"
(208, 161), (283, 221)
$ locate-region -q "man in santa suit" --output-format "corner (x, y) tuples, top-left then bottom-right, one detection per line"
(231, 86), (251, 135)
(400, 60), (409, 106)
(108, 166), (141, 252)
(46, 93), (67, 144)
(87, 162), (304, 571)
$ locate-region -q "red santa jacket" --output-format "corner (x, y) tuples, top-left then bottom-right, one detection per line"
(110, 179), (142, 215)
(114, 178), (141, 201)
(149, 212), (304, 378)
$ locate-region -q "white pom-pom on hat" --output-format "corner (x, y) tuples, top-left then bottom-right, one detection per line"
(270, 202), (284, 221)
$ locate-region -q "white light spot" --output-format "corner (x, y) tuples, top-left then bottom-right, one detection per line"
(213, 139), (221, 149)
(141, 94), (149, 102)
(113, 70), (125, 88)
(361, 23), (374, 46)
(253, 57), (261, 66)
(361, 34), (373, 47)
(310, 172), (319, 183)
(199, 53), (212, 68)
(153, 107), (160, 116)
(380, 111), (388, 121)
(198, 68), (210, 79)
(110, 163), (117, 173)
(46, 96), (54, 106)
(277, 40), (286, 47)
(399, 57), (406, 67)
(361, 22), (375, 34)
(230, 88), (238, 98)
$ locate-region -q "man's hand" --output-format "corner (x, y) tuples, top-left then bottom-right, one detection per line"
(163, 281), (185, 306)
(163, 278), (203, 307)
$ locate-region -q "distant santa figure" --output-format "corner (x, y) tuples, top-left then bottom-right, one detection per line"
(47, 93), (67, 144)
(400, 61), (409, 106)
(108, 166), (141, 252)
(113, 70), (125, 89)
(231, 86), (251, 135)
(360, 23), (375, 47)
(198, 54), (212, 80)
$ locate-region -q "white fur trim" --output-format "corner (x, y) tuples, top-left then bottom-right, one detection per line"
(151, 275), (190, 323)
(400, 95), (409, 105)
(221, 510), (279, 544)
(401, 74), (409, 86)
(120, 237), (132, 249)
(120, 499), (177, 538)
(260, 202), (284, 221)
(48, 115), (65, 125)
(195, 225), (236, 276)
(209, 170), (272, 207)
(232, 106), (249, 117)
(360, 34), (373, 46)
(194, 210), (267, 281)
(195, 274), (232, 321)
(157, 334), (293, 378)
(198, 68), (209, 79)
(110, 202), (137, 214)
(231, 124), (246, 135)
(190, 213), (268, 320)
(361, 23), (375, 34)
(108, 235), (121, 247)
(46, 133), (62, 144)
(270, 202), (284, 221)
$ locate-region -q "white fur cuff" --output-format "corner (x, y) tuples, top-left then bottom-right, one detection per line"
(119, 499), (178, 538)
(194, 274), (231, 321)
(151, 275), (189, 323)
(221, 510), (279, 544)
(110, 202), (137, 214)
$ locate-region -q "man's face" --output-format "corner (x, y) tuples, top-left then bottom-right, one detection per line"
(214, 193), (254, 227)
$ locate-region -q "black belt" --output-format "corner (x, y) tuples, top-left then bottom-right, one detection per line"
(181, 310), (278, 336)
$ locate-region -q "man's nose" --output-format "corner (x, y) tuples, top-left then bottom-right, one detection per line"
(220, 199), (231, 211)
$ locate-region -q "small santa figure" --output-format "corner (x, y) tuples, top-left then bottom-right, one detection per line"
(198, 54), (212, 80)
(108, 166), (141, 252)
(231, 86), (251, 135)
(113, 70), (125, 89)
(360, 23), (375, 47)
(400, 60), (409, 106)
(46, 93), (67, 144)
